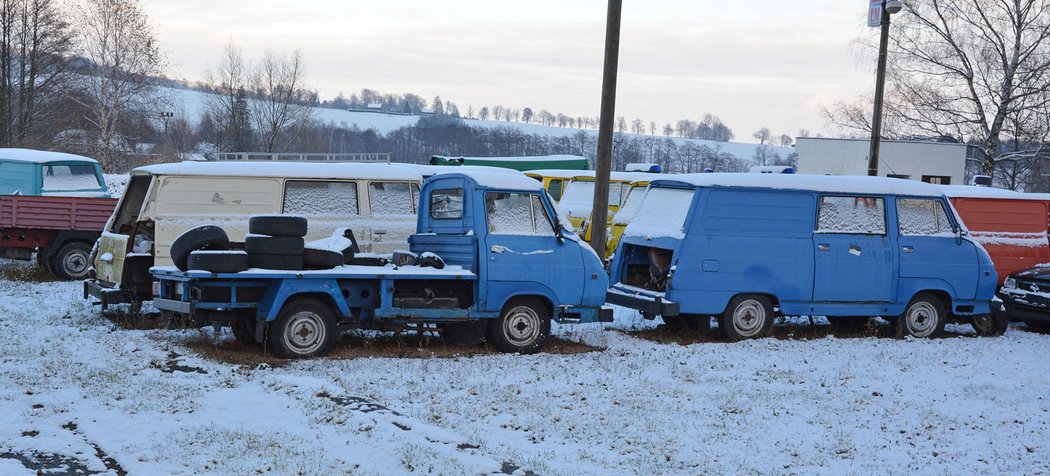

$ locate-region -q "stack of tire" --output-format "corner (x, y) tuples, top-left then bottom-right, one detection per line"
(171, 225), (249, 273)
(244, 215), (308, 270)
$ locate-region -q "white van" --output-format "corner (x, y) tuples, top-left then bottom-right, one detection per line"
(84, 161), (423, 309)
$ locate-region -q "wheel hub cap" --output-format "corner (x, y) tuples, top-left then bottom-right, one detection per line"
(284, 311), (325, 354)
(504, 306), (540, 345)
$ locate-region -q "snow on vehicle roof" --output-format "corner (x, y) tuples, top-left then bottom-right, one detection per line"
(524, 169), (584, 179)
(569, 171), (662, 183)
(133, 161), (423, 181)
(457, 154), (586, 163)
(939, 185), (1050, 201)
(651, 173), (948, 197)
(0, 148), (99, 164)
(433, 171), (545, 191)
(402, 164), (522, 177)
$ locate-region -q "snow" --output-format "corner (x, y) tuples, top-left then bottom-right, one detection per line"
(443, 154), (587, 163)
(152, 264), (475, 278)
(441, 171), (544, 191)
(623, 187), (695, 239)
(940, 185), (1050, 200)
(970, 231), (1050, 248)
(306, 236), (354, 254)
(2, 275), (1050, 474)
(558, 179), (596, 219)
(524, 169), (585, 179)
(663, 173), (949, 197)
(135, 161), (423, 182)
(612, 185), (648, 225)
(817, 196), (886, 234)
(0, 148), (99, 164)
(401, 164), (523, 178)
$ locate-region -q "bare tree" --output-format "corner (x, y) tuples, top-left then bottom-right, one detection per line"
(778, 134), (793, 147)
(203, 40), (251, 152)
(478, 106), (489, 121)
(72, 0), (162, 170)
(249, 49), (312, 153)
(752, 127), (771, 145)
(522, 107), (533, 123)
(0, 0), (72, 146)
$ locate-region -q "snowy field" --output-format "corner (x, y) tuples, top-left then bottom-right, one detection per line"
(1, 262), (1049, 475)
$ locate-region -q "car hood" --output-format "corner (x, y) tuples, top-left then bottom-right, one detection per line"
(1011, 265), (1050, 280)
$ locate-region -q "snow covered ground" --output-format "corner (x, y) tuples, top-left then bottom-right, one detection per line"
(1, 265), (1049, 475)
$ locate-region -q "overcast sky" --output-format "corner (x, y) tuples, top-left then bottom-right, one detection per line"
(141, 0), (881, 143)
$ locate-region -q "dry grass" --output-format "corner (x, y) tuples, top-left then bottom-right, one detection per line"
(0, 257), (58, 282)
(104, 310), (197, 331)
(626, 317), (979, 345)
(179, 331), (602, 368)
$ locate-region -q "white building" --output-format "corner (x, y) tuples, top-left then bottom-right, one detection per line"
(796, 137), (973, 185)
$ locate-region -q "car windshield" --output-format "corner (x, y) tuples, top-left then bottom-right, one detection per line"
(624, 187), (695, 239)
(613, 185), (648, 224)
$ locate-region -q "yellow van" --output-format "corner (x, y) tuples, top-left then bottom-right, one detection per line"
(523, 169), (580, 202)
(85, 161), (423, 309)
(607, 179), (650, 256)
(557, 172), (656, 246)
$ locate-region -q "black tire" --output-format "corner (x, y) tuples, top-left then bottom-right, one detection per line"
(249, 215), (308, 237)
(170, 225), (230, 271)
(488, 297), (551, 354)
(267, 298), (337, 359)
(444, 321), (485, 346)
(970, 313), (1008, 337)
(248, 254), (304, 270)
(50, 241), (92, 280)
(826, 316), (871, 331)
(895, 294), (947, 339)
(719, 295), (774, 341)
(187, 250), (249, 273)
(232, 313), (260, 346)
(244, 235), (305, 256)
(303, 247), (345, 269)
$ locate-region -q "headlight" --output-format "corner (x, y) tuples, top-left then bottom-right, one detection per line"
(1004, 277), (1016, 289)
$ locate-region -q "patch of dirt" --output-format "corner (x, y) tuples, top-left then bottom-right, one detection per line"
(179, 331), (601, 367)
(104, 309), (197, 331)
(626, 318), (979, 344)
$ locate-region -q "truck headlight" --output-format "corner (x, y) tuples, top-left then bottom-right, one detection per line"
(1004, 277), (1016, 289)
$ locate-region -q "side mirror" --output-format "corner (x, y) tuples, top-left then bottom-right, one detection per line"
(954, 226), (963, 245)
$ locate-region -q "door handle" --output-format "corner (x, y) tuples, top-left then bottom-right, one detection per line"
(817, 244), (830, 251)
(373, 229), (387, 235)
(490, 245), (505, 254)
(902, 246), (914, 253)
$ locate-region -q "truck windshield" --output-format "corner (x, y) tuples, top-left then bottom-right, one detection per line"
(42, 164), (103, 192)
(614, 185), (648, 224)
(624, 187), (695, 239)
(559, 180), (595, 218)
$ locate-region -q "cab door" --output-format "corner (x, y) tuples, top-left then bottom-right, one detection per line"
(812, 195), (895, 302)
(482, 191), (583, 309)
(896, 197), (978, 300)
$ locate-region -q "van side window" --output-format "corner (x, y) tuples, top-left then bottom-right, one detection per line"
(816, 196), (886, 235)
(548, 179), (563, 201)
(284, 181), (359, 215)
(369, 181), (415, 216)
(898, 198), (953, 235)
(430, 188), (463, 219)
(486, 192), (555, 236)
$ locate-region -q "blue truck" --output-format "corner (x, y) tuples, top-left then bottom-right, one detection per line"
(151, 172), (612, 358)
(607, 174), (1000, 340)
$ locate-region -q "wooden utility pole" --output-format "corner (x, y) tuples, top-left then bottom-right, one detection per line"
(589, 0), (622, 255)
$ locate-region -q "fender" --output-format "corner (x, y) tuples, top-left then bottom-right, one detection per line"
(256, 279), (350, 322)
(484, 281), (558, 315)
(896, 277), (958, 305)
(44, 230), (103, 257)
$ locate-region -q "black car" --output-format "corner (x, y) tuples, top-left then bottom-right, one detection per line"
(999, 266), (1050, 330)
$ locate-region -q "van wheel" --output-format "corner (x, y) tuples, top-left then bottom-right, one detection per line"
(720, 295), (774, 341)
(970, 313), (1008, 337)
(895, 294), (946, 339)
(489, 298), (550, 354)
(267, 298), (337, 359)
(50, 242), (92, 280)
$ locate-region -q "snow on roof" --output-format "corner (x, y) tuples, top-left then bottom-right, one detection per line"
(459, 154), (586, 163)
(939, 185), (1050, 201)
(133, 161), (423, 181)
(570, 171), (663, 183)
(0, 148), (99, 164)
(524, 169), (585, 179)
(402, 164), (522, 178)
(652, 173), (948, 197)
(434, 171), (545, 191)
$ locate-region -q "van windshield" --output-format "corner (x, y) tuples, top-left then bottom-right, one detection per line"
(558, 180), (595, 218)
(614, 185), (648, 224)
(42, 164), (104, 193)
(624, 187), (695, 239)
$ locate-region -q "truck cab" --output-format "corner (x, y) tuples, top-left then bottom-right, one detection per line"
(151, 171), (611, 358)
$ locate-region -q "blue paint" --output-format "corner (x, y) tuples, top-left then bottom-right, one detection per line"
(608, 180), (998, 319)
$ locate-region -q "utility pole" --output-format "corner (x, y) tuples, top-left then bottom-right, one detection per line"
(589, 0), (622, 254)
(867, 0), (903, 176)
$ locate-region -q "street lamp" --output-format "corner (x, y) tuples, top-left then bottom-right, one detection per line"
(867, 0), (903, 176)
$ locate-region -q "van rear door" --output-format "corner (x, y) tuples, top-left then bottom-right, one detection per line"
(812, 195), (894, 302)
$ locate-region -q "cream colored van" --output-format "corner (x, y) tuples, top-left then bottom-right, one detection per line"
(84, 161), (423, 308)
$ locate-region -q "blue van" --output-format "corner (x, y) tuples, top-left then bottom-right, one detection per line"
(607, 174), (999, 340)
(0, 149), (108, 197)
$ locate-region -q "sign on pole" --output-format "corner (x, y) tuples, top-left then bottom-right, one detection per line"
(868, 0), (883, 27)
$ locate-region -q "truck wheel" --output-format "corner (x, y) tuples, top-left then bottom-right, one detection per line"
(50, 242), (92, 280)
(970, 313), (1008, 337)
(267, 298), (337, 359)
(719, 295), (774, 341)
(895, 294), (946, 339)
(249, 215), (308, 237)
(171, 225), (230, 271)
(489, 298), (550, 354)
(187, 251), (249, 273)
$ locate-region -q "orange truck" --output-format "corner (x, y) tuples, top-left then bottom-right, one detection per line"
(941, 186), (1050, 285)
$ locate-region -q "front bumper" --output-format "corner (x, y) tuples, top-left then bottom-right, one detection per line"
(606, 286), (679, 317)
(83, 279), (133, 310)
(557, 305), (614, 323)
(998, 290), (1050, 323)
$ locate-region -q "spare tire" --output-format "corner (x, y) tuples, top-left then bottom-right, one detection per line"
(249, 215), (308, 237)
(245, 235), (305, 255)
(187, 250), (249, 273)
(249, 253), (304, 271)
(171, 225), (230, 270)
(303, 247), (345, 270)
